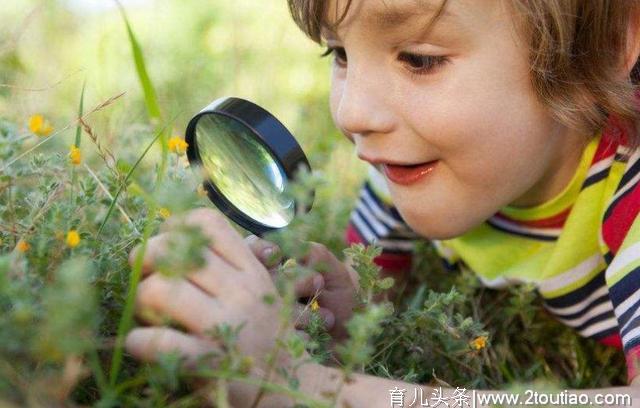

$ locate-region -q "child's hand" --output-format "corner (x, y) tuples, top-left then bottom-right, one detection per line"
(125, 208), (307, 404)
(246, 236), (360, 342)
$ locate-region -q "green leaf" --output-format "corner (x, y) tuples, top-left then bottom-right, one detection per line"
(286, 333), (306, 359)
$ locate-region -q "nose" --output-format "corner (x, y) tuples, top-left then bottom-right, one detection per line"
(333, 63), (394, 139)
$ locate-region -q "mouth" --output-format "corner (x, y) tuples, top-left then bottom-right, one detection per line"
(358, 154), (439, 185)
(383, 161), (439, 185)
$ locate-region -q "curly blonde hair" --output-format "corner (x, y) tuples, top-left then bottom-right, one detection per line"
(288, 0), (640, 148)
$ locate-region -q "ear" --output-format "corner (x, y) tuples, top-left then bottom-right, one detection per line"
(623, 6), (640, 76)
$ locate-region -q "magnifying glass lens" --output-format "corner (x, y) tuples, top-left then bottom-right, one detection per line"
(194, 113), (295, 228)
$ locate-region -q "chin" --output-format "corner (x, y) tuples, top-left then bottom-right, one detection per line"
(398, 207), (482, 240)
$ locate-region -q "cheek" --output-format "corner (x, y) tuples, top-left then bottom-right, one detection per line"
(391, 84), (557, 238)
(456, 99), (554, 194)
(417, 61), (554, 191)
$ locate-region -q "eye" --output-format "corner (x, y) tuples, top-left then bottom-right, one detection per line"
(321, 46), (347, 67)
(398, 52), (448, 75)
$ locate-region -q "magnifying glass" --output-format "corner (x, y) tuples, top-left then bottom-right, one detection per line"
(185, 97), (313, 236)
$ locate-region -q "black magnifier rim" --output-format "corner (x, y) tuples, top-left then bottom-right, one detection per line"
(185, 97), (312, 236)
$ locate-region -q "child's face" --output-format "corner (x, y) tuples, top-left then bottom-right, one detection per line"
(324, 0), (587, 239)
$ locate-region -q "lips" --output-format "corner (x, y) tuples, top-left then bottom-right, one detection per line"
(382, 160), (439, 185)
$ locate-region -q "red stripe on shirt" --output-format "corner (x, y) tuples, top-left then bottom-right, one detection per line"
(346, 223), (412, 272)
(346, 222), (365, 246)
(493, 208), (571, 229)
(593, 123), (621, 163)
(374, 252), (413, 272)
(602, 182), (640, 254)
(599, 333), (623, 349)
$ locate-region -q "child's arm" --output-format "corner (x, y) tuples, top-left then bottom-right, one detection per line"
(286, 363), (640, 408)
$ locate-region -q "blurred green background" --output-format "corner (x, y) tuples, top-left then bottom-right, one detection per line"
(0, 0), (365, 201)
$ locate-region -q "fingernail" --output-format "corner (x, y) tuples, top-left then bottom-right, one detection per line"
(321, 309), (335, 329)
(313, 274), (324, 292)
(262, 247), (275, 260)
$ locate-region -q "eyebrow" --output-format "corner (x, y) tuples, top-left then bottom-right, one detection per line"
(322, 0), (456, 38)
(372, 1), (454, 29)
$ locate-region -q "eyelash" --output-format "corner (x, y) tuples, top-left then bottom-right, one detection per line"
(320, 46), (448, 76)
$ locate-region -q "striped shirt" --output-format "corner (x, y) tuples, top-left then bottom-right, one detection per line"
(345, 117), (640, 383)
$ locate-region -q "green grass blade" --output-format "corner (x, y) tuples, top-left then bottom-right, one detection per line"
(116, 2), (161, 121)
(116, 1), (168, 182)
(75, 80), (86, 147)
(108, 212), (155, 387)
(96, 121), (169, 237)
(68, 80), (86, 223)
(89, 347), (109, 395)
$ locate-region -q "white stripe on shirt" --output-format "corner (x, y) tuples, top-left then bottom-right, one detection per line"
(538, 254), (601, 294)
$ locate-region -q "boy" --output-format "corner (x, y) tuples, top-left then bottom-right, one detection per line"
(126, 0), (640, 405)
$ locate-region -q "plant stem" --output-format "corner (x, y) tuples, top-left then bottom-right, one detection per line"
(88, 348), (108, 394)
(216, 378), (230, 408)
(108, 205), (156, 387)
(97, 122), (168, 237)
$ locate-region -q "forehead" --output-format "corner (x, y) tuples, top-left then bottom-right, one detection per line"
(322, 0), (456, 35)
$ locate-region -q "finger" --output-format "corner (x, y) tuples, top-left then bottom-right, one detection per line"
(137, 274), (225, 335)
(294, 272), (325, 299)
(293, 303), (335, 330)
(126, 327), (219, 369)
(300, 242), (356, 289)
(299, 242), (335, 273)
(245, 235), (282, 268)
(129, 233), (170, 274)
(134, 301), (172, 326)
(185, 250), (238, 296)
(129, 235), (237, 296)
(162, 208), (259, 271)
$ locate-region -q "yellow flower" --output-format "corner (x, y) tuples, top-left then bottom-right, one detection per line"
(168, 136), (188, 155)
(69, 145), (81, 165)
(28, 114), (54, 137)
(66, 230), (80, 248)
(470, 335), (488, 351)
(158, 207), (171, 219)
(16, 240), (30, 253)
(310, 300), (320, 312)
